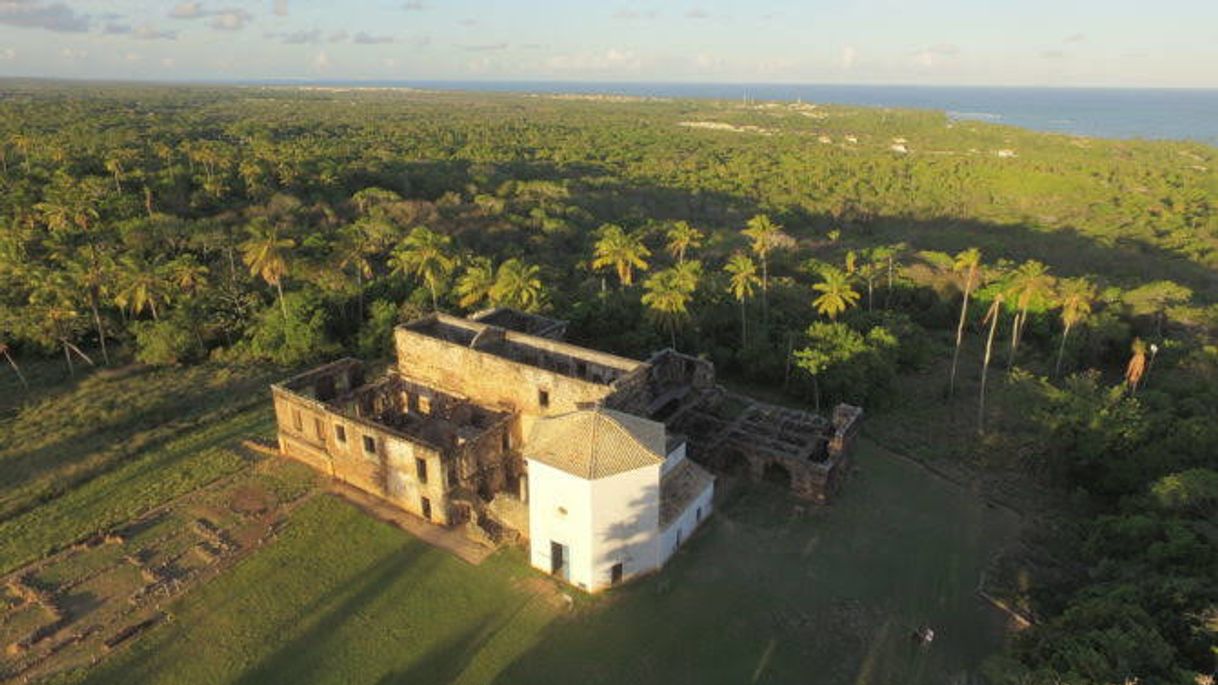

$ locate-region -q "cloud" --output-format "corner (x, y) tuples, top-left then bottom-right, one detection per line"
(59, 46), (86, 59)
(911, 43), (959, 67)
(134, 24), (178, 40)
(458, 18), (477, 26)
(685, 7), (709, 19)
(402, 1), (427, 10)
(210, 9), (251, 30)
(613, 8), (658, 20)
(1063, 33), (1085, 43)
(169, 2), (202, 19)
(272, 0), (287, 17)
(161, 56), (175, 68)
(353, 31), (394, 44)
(838, 45), (857, 70)
(546, 48), (643, 73)
(123, 51), (141, 62)
(169, 3), (252, 30)
(313, 50), (330, 71)
(270, 28), (321, 44)
(0, 1), (90, 32)
(0, 47), (15, 60)
(1040, 50), (1066, 60)
(328, 30), (347, 42)
(459, 42), (508, 52)
(103, 22), (131, 34)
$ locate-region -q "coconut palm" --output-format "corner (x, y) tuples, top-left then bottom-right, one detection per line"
(978, 293), (1006, 434)
(1054, 277), (1096, 376)
(334, 219), (387, 319)
(724, 252), (761, 346)
(455, 256), (497, 310)
(352, 187), (401, 217)
(115, 256), (171, 321)
(1125, 338), (1148, 393)
(665, 220), (704, 264)
(949, 248), (982, 396)
(240, 219), (295, 318)
(63, 248), (115, 365)
(591, 223), (651, 288)
(742, 214), (789, 321)
(812, 266), (861, 321)
(641, 267), (694, 349)
(0, 342), (28, 390)
(1006, 260), (1054, 370)
(490, 258), (545, 312)
(389, 226), (455, 311)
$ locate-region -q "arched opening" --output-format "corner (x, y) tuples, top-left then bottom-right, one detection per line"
(762, 461), (792, 489)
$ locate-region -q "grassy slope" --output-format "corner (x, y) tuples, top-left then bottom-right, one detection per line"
(76, 439), (1018, 685)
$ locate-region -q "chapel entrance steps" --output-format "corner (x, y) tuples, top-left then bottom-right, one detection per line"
(666, 389), (857, 504)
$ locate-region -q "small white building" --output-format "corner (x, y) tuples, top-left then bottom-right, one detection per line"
(525, 408), (714, 592)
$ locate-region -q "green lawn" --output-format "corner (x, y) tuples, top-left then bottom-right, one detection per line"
(73, 437), (1019, 685)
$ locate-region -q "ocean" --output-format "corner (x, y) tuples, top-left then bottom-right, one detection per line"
(340, 81), (1218, 146)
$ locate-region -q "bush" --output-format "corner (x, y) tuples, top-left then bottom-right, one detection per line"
(132, 318), (203, 366)
(246, 291), (339, 367)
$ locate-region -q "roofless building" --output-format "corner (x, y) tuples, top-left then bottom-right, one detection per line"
(271, 308), (860, 592)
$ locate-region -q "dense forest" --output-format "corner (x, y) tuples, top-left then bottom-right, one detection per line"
(1, 82), (1216, 684)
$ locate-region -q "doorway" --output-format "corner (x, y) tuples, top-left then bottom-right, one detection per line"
(610, 562), (623, 586)
(550, 541), (569, 580)
(420, 496), (431, 521)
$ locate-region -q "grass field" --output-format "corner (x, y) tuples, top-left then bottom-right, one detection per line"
(69, 437), (1019, 685)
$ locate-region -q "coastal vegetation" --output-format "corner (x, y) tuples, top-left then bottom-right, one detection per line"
(1, 82), (1216, 683)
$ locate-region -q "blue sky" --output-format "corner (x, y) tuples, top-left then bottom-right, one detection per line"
(0, 0), (1215, 86)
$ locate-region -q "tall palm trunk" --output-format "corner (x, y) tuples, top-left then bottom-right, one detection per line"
(2, 347), (28, 389)
(739, 299), (748, 347)
(1054, 322), (1074, 377)
(89, 292), (109, 365)
(1006, 310), (1025, 371)
(948, 275), (974, 397)
(276, 281), (287, 321)
(427, 280), (438, 311)
(979, 301), (1002, 434)
(760, 255), (769, 324)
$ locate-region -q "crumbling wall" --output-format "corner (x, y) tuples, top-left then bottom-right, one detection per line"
(272, 366), (456, 525)
(395, 324), (621, 424)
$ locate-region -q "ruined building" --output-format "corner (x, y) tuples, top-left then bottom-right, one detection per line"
(271, 308), (861, 592)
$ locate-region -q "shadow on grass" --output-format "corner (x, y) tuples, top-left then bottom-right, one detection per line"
(231, 541), (433, 685)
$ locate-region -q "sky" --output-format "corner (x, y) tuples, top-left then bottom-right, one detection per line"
(0, 0), (1216, 87)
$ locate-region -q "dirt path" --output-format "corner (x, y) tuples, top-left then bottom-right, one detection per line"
(326, 482), (495, 565)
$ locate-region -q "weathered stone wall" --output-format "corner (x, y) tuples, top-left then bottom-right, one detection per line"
(395, 323), (625, 425)
(273, 374), (455, 525)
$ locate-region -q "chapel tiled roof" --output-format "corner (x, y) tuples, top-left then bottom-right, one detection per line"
(525, 408), (666, 479)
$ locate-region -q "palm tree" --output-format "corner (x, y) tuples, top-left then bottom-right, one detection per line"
(949, 248), (982, 396)
(742, 214), (789, 321)
(241, 219), (295, 319)
(491, 258), (545, 312)
(0, 342), (28, 390)
(978, 293), (1006, 434)
(352, 187), (401, 217)
(1125, 338), (1148, 393)
(641, 268), (694, 349)
(1054, 277), (1096, 377)
(389, 226), (455, 311)
(724, 252), (761, 347)
(665, 220), (704, 264)
(334, 219), (386, 319)
(455, 256), (497, 310)
(168, 254), (210, 296)
(1006, 260), (1054, 370)
(591, 224), (651, 288)
(115, 257), (171, 321)
(812, 266), (861, 320)
(64, 248), (115, 365)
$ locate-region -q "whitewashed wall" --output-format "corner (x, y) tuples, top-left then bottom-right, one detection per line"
(658, 481), (714, 565)
(527, 459), (595, 588)
(588, 464), (661, 592)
